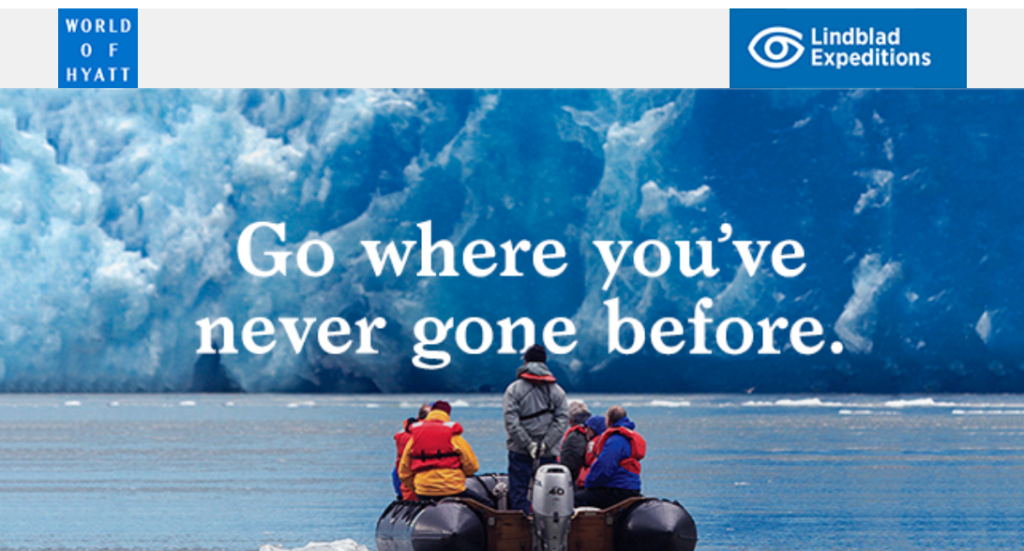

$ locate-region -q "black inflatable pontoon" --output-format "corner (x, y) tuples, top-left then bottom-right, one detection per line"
(376, 471), (697, 551)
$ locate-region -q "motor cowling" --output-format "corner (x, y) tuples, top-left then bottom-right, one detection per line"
(531, 464), (574, 551)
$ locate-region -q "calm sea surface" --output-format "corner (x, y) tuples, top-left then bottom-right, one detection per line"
(1, 394), (1022, 551)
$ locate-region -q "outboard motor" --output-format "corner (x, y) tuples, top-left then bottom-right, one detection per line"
(530, 464), (574, 551)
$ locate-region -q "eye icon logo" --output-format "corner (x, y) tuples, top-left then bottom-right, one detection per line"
(748, 27), (805, 69)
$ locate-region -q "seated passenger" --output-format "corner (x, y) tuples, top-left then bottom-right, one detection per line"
(575, 406), (645, 509)
(398, 401), (492, 505)
(575, 415), (607, 488)
(558, 401), (592, 485)
(391, 403), (430, 500)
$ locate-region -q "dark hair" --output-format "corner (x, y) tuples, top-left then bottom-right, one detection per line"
(523, 344), (547, 363)
(606, 405), (627, 426)
(417, 403), (431, 420)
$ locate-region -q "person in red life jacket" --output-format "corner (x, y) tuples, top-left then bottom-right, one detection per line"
(503, 344), (569, 513)
(557, 401), (592, 485)
(574, 415), (607, 488)
(391, 403), (431, 500)
(398, 401), (492, 505)
(575, 406), (645, 509)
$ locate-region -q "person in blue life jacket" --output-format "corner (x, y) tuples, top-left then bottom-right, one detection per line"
(572, 414), (607, 488)
(503, 344), (569, 514)
(574, 405), (646, 510)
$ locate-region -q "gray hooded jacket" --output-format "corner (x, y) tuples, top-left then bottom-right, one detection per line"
(503, 362), (569, 457)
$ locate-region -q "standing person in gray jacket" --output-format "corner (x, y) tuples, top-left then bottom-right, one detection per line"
(503, 344), (569, 513)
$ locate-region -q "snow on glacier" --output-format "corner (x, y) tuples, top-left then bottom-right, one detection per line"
(2, 89), (1024, 392)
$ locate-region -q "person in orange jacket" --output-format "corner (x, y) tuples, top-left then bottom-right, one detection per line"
(398, 401), (491, 505)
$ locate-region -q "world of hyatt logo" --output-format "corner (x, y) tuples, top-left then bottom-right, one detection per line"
(61, 14), (135, 85)
(748, 26), (933, 70)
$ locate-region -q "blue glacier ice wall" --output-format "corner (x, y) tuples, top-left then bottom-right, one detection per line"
(1, 89), (1023, 393)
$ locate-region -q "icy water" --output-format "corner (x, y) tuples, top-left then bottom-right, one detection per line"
(1, 394), (1023, 551)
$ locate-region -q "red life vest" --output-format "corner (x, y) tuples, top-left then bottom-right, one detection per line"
(593, 426), (647, 475)
(408, 419), (464, 473)
(394, 419), (418, 500)
(519, 371), (557, 383)
(577, 438), (598, 488)
(557, 425), (590, 487)
(394, 420), (414, 467)
(558, 424), (587, 456)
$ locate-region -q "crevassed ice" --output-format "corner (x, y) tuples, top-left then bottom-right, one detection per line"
(1, 89), (1021, 393)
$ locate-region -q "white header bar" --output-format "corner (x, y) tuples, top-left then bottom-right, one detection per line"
(140, 10), (728, 88)
(1, 1), (999, 9)
(3, 8), (1024, 88)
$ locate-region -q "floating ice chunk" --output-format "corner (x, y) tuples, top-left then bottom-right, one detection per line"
(259, 540), (368, 551)
(287, 401), (316, 408)
(451, 399), (471, 408)
(741, 398), (842, 407)
(224, 401), (235, 407)
(109, 401), (120, 407)
(179, 400), (197, 407)
(951, 409), (1024, 415)
(649, 400), (690, 408)
(64, 400), (81, 407)
(365, 403), (380, 408)
(884, 398), (955, 408)
(773, 398), (843, 407)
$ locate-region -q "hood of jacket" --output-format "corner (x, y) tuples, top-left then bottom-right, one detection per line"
(425, 409), (451, 422)
(517, 362), (556, 383)
(584, 416), (607, 435)
(611, 417), (636, 431)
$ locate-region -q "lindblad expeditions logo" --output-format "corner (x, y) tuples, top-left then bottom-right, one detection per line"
(747, 25), (932, 71)
(748, 27), (805, 69)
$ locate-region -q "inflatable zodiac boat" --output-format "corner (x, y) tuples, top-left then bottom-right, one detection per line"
(376, 465), (698, 551)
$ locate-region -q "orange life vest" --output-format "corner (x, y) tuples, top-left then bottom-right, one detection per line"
(408, 419), (464, 473)
(592, 426), (647, 475)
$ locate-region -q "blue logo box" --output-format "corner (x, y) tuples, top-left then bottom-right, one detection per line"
(58, 9), (138, 88)
(730, 9), (966, 88)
